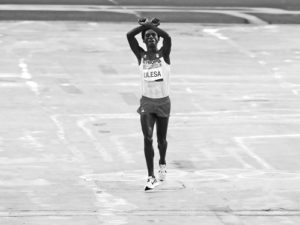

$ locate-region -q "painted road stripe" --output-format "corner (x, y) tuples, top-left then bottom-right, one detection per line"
(19, 59), (40, 96)
(77, 117), (113, 162)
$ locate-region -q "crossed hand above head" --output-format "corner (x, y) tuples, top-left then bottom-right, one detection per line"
(138, 17), (160, 27)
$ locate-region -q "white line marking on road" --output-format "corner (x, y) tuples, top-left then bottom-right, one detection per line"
(0, 73), (20, 78)
(234, 134), (300, 170)
(50, 115), (133, 224)
(50, 115), (66, 141)
(19, 59), (31, 80)
(258, 60), (267, 65)
(203, 28), (229, 40)
(274, 73), (282, 79)
(292, 90), (299, 95)
(60, 83), (71, 87)
(271, 70), (299, 96)
(0, 178), (51, 187)
(108, 0), (141, 17)
(80, 174), (136, 224)
(236, 134), (300, 139)
(81, 168), (300, 183)
(203, 28), (257, 58)
(77, 117), (113, 162)
(110, 133), (138, 164)
(0, 83), (25, 87)
(25, 80), (39, 95)
(186, 87), (193, 93)
(81, 81), (284, 87)
(52, 110), (300, 121)
(225, 147), (254, 169)
(234, 137), (273, 170)
(19, 58), (40, 95)
(205, 27), (300, 99)
(221, 11), (268, 25)
(26, 191), (51, 208)
(252, 55), (300, 97)
(20, 131), (44, 151)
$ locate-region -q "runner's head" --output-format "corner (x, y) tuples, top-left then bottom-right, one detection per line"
(142, 29), (160, 48)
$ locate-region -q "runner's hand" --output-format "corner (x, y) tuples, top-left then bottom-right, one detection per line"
(151, 18), (160, 27)
(138, 17), (149, 26)
(138, 17), (160, 27)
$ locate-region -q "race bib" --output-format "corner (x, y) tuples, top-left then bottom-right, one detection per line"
(143, 67), (163, 81)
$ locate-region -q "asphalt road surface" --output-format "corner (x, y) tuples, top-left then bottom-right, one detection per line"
(1, 20), (300, 225)
(0, 0), (300, 23)
(0, 0), (299, 9)
(0, 1), (300, 225)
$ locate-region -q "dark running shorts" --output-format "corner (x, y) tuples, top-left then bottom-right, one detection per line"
(137, 96), (171, 118)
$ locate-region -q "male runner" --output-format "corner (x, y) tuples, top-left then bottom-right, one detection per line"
(126, 18), (172, 191)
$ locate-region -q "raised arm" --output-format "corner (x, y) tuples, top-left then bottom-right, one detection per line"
(148, 25), (172, 64)
(126, 25), (145, 64)
(127, 18), (172, 64)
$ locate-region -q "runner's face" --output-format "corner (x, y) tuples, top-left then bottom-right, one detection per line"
(144, 29), (158, 47)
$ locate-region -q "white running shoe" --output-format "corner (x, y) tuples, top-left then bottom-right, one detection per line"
(144, 176), (159, 191)
(158, 164), (167, 181)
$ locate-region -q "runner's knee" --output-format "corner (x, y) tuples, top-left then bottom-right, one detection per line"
(144, 136), (153, 146)
(158, 138), (167, 149)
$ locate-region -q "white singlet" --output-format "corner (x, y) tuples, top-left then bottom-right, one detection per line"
(139, 53), (171, 99)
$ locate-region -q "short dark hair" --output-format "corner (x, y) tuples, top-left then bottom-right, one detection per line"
(141, 29), (160, 40)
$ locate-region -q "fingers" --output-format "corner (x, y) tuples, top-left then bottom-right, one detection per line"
(138, 17), (160, 27)
(138, 17), (148, 26)
(151, 18), (160, 27)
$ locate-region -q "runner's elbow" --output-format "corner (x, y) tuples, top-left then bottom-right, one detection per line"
(127, 32), (134, 40)
(165, 34), (171, 41)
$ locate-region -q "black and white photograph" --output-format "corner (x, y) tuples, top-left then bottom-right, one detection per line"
(0, 0), (300, 224)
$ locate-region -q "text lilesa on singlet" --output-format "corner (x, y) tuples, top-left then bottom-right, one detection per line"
(142, 59), (163, 82)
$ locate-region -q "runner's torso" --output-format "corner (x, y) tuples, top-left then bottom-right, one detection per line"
(139, 51), (170, 99)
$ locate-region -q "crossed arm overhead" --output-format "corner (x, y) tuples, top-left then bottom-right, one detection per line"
(126, 20), (172, 64)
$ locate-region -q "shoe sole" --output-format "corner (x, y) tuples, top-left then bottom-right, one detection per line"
(144, 182), (160, 191)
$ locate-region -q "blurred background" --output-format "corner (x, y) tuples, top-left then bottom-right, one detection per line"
(1, 0), (300, 24)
